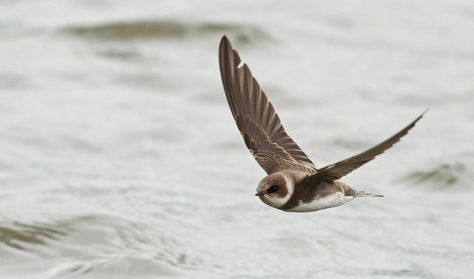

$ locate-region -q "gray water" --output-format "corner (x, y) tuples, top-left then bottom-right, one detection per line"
(1, 1), (473, 278)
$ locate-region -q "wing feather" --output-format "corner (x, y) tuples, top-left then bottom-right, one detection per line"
(219, 36), (316, 174)
(307, 110), (427, 182)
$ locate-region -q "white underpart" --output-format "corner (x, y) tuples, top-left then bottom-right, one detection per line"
(286, 192), (355, 212)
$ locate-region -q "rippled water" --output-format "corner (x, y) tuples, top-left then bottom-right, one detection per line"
(1, 1), (473, 278)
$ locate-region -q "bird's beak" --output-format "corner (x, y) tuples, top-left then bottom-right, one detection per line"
(255, 191), (264, 197)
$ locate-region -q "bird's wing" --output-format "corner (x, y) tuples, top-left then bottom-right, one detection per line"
(219, 36), (316, 174)
(305, 110), (426, 182)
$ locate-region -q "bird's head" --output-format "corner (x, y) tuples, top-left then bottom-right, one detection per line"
(255, 172), (295, 209)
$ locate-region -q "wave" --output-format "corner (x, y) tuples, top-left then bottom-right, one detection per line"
(62, 19), (269, 43)
(402, 162), (468, 188)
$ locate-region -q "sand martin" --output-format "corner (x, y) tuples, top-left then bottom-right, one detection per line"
(218, 36), (425, 212)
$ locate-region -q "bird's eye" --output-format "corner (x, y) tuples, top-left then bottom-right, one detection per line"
(267, 185), (279, 193)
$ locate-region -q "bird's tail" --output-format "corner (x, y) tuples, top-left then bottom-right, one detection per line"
(356, 191), (384, 198)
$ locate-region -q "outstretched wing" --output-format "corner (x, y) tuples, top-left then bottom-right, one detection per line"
(306, 110), (427, 182)
(219, 36), (316, 174)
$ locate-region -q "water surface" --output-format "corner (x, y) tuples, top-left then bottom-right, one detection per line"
(0, 1), (473, 278)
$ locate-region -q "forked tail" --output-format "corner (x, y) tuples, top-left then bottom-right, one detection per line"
(356, 191), (384, 197)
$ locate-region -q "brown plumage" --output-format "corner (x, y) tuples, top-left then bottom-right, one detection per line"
(219, 37), (316, 174)
(218, 36), (426, 212)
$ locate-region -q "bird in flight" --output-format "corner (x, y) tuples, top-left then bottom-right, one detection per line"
(218, 36), (426, 212)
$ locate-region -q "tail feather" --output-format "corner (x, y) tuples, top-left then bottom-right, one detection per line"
(356, 191), (384, 197)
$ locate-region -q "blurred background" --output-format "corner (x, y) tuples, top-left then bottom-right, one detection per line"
(0, 0), (473, 278)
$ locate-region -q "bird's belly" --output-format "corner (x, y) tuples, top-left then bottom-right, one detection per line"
(285, 192), (355, 212)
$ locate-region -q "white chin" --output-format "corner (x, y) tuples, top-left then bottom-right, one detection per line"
(261, 194), (291, 209)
